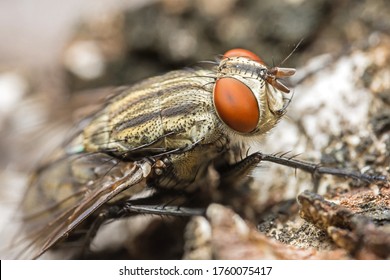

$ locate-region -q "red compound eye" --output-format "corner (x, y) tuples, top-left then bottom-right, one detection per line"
(223, 48), (264, 64)
(213, 77), (259, 133)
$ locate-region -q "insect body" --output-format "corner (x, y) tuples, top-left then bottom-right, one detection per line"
(17, 48), (384, 259)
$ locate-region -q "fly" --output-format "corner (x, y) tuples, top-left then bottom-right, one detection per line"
(10, 48), (386, 259)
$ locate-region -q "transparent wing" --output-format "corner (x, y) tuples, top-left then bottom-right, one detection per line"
(10, 152), (148, 259)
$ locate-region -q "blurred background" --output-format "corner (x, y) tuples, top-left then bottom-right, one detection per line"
(0, 0), (389, 259)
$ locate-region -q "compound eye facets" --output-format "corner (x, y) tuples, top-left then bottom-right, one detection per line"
(213, 77), (259, 133)
(223, 48), (265, 64)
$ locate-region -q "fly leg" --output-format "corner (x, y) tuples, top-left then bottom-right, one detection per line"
(77, 194), (205, 258)
(76, 207), (124, 259)
(218, 152), (387, 192)
(255, 152), (387, 191)
(117, 199), (205, 217)
(217, 152), (262, 187)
